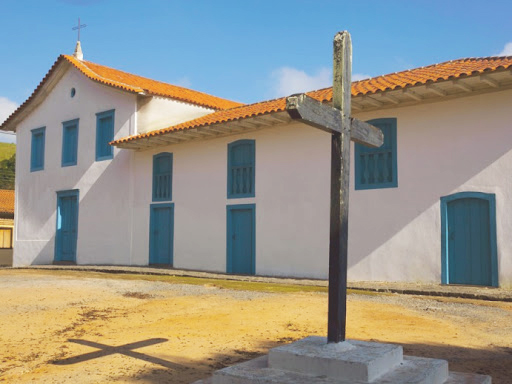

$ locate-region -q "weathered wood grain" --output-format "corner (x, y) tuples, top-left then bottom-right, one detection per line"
(286, 94), (383, 148)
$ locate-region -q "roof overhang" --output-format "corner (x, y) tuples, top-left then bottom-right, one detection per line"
(351, 67), (512, 113)
(116, 111), (293, 150)
(1, 58), (72, 132)
(112, 67), (512, 151)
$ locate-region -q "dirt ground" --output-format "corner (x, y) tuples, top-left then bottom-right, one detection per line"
(0, 270), (511, 383)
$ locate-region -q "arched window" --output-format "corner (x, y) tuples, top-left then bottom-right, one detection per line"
(153, 152), (173, 201)
(227, 140), (255, 198)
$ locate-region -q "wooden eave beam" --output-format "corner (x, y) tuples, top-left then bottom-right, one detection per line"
(265, 113), (292, 124)
(426, 84), (447, 96)
(378, 93), (400, 104)
(402, 88), (423, 101)
(452, 80), (472, 92)
(362, 95), (383, 107)
(480, 75), (499, 88)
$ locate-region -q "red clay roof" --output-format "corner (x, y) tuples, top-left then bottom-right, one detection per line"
(0, 55), (243, 131)
(0, 189), (14, 216)
(62, 55), (243, 110)
(112, 56), (512, 145)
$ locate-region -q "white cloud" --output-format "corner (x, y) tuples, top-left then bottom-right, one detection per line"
(0, 132), (16, 144)
(0, 97), (18, 144)
(174, 76), (192, 89)
(498, 42), (512, 56)
(271, 67), (373, 97)
(271, 67), (332, 97)
(0, 97), (18, 125)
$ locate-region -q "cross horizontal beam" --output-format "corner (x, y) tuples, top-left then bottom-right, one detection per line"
(286, 94), (384, 148)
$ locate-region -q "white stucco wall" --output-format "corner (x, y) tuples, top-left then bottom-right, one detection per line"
(350, 89), (512, 287)
(137, 96), (214, 134)
(13, 66), (512, 287)
(14, 67), (136, 266)
(131, 123), (332, 278)
(131, 88), (512, 286)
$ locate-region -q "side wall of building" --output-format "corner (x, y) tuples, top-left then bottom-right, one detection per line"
(0, 218), (14, 265)
(137, 96), (214, 134)
(350, 89), (512, 287)
(131, 122), (332, 278)
(131, 89), (512, 286)
(14, 67), (136, 266)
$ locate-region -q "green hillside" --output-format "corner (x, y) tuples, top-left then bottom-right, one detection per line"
(0, 143), (15, 162)
(0, 143), (15, 190)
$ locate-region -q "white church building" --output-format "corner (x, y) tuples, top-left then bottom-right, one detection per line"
(3, 43), (512, 287)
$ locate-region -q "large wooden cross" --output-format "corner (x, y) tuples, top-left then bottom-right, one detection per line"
(286, 31), (384, 343)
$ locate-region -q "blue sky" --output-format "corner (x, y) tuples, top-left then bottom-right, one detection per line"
(1, 0), (512, 143)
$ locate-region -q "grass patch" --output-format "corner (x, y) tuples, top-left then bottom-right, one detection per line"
(6, 268), (389, 296)
(7, 269), (333, 294)
(0, 143), (15, 162)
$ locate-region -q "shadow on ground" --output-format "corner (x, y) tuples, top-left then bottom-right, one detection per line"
(90, 338), (511, 384)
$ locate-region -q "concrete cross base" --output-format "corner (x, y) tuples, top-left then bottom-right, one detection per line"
(193, 337), (491, 384)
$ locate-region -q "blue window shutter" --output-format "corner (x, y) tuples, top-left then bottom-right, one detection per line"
(152, 152), (173, 201)
(95, 110), (115, 161)
(354, 118), (397, 190)
(30, 127), (46, 172)
(227, 140), (255, 198)
(62, 119), (79, 167)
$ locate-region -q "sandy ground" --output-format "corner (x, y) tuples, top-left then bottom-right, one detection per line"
(0, 270), (511, 383)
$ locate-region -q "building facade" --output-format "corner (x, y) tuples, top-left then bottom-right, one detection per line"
(3, 49), (512, 287)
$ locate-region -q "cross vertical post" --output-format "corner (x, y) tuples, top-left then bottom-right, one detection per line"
(328, 31), (352, 343)
(285, 30), (382, 344)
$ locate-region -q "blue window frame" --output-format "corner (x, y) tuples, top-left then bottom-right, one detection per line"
(30, 127), (45, 172)
(153, 152), (173, 201)
(95, 109), (115, 161)
(62, 119), (79, 167)
(227, 139), (255, 198)
(354, 118), (397, 190)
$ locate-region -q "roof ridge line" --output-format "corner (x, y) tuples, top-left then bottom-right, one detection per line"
(70, 55), (244, 106)
(64, 55), (145, 93)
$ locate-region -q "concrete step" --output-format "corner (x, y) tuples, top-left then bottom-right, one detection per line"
(210, 354), (460, 384)
(445, 372), (492, 384)
(268, 337), (403, 382)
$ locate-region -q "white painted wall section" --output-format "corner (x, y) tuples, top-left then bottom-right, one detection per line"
(350, 89), (512, 286)
(14, 67), (136, 266)
(137, 96), (214, 134)
(131, 123), (332, 278)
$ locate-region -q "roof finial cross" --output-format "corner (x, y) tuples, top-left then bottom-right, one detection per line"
(72, 18), (87, 42)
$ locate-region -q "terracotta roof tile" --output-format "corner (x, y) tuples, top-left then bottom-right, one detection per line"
(0, 189), (14, 215)
(0, 55), (243, 131)
(112, 56), (512, 146)
(62, 55), (243, 110)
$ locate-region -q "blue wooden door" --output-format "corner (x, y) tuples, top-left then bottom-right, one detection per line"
(55, 190), (79, 262)
(227, 205), (255, 275)
(446, 197), (493, 286)
(149, 204), (174, 265)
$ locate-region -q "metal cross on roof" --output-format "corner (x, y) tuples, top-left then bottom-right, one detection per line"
(286, 31), (384, 343)
(72, 18), (87, 42)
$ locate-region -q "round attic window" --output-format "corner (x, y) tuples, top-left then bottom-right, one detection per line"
(70, 88), (76, 98)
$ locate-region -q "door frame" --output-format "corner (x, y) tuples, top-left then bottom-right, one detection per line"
(54, 189), (79, 263)
(440, 191), (498, 287)
(226, 204), (256, 274)
(149, 202), (174, 265)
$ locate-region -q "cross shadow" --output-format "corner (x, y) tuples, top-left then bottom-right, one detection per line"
(52, 338), (184, 370)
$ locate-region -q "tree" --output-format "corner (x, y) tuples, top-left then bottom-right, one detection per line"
(0, 153), (15, 190)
